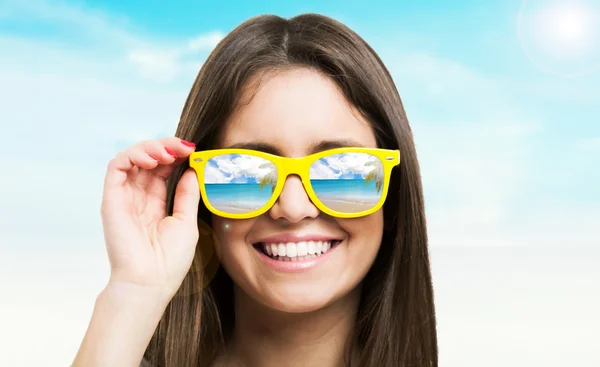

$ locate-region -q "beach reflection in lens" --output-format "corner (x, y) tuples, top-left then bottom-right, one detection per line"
(310, 153), (383, 213)
(204, 154), (278, 214)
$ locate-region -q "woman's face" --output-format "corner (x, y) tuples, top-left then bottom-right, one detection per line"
(212, 68), (383, 313)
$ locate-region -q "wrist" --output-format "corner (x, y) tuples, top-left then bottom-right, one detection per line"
(72, 282), (174, 367)
(101, 281), (174, 310)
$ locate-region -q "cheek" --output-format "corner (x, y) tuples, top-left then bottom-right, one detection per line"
(211, 216), (255, 258)
(337, 210), (384, 245)
(334, 210), (384, 281)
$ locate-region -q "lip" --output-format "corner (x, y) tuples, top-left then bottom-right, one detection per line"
(253, 239), (343, 272)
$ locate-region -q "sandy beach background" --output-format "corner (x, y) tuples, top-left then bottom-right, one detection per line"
(319, 198), (379, 213)
(2, 244), (598, 366)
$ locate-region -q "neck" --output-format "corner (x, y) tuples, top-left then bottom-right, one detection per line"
(223, 286), (361, 367)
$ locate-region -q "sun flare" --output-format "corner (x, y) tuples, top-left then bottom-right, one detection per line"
(518, 0), (600, 76)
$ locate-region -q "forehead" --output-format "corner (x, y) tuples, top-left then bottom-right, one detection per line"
(219, 68), (377, 156)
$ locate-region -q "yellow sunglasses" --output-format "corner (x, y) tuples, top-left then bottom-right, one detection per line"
(189, 147), (400, 219)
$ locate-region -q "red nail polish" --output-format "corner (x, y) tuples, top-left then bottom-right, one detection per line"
(149, 155), (159, 161)
(165, 147), (177, 157)
(180, 139), (196, 148)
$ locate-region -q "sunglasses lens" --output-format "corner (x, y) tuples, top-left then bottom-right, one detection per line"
(203, 154), (278, 214)
(310, 153), (384, 213)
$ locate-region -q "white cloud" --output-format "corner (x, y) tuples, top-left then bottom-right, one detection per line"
(127, 50), (182, 81)
(204, 163), (230, 183)
(126, 31), (225, 82)
(204, 155), (275, 183)
(205, 153), (384, 183)
(574, 136), (600, 154)
(0, 0), (138, 47)
(310, 160), (341, 179)
(1, 0), (224, 82)
(187, 31), (226, 51)
(310, 153), (381, 179)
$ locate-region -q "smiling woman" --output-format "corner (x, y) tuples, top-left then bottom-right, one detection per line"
(72, 13), (437, 367)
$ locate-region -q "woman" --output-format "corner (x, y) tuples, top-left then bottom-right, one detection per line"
(73, 13), (437, 367)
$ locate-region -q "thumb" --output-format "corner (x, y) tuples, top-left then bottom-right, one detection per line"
(172, 168), (200, 224)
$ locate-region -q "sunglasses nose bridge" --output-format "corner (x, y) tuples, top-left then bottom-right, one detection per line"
(276, 157), (310, 182)
(271, 157), (315, 201)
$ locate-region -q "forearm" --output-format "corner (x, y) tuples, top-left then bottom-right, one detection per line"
(72, 283), (172, 367)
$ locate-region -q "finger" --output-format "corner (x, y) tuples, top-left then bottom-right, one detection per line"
(136, 138), (196, 189)
(104, 144), (160, 189)
(142, 149), (190, 214)
(171, 168), (200, 225)
(126, 166), (140, 183)
(142, 164), (180, 221)
(144, 163), (198, 222)
(158, 136), (197, 157)
(135, 140), (177, 189)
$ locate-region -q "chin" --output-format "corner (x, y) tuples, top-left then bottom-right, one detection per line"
(251, 277), (361, 315)
(261, 288), (336, 314)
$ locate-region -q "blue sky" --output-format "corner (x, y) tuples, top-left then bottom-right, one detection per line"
(1, 1), (599, 365)
(1, 0), (597, 249)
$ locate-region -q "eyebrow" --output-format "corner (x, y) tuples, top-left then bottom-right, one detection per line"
(225, 139), (367, 155)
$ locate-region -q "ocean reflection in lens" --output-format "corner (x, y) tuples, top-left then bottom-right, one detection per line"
(310, 153), (384, 213)
(204, 154), (277, 214)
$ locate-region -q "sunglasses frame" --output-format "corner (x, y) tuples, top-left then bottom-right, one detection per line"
(189, 147), (400, 219)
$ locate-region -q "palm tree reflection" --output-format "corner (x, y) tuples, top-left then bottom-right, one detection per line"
(259, 162), (277, 193)
(364, 159), (383, 193)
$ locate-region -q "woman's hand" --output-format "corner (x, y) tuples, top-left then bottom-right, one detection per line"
(100, 137), (200, 298)
(73, 137), (201, 367)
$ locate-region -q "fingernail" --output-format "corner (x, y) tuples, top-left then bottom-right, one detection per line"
(149, 155), (159, 161)
(180, 139), (196, 148)
(165, 147), (177, 157)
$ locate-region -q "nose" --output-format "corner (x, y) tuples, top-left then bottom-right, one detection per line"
(269, 174), (319, 222)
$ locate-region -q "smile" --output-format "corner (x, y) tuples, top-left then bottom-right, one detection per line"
(254, 240), (342, 261)
(251, 235), (344, 272)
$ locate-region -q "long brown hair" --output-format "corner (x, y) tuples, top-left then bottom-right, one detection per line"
(144, 13), (437, 367)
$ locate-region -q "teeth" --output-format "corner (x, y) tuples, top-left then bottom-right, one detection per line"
(278, 243), (286, 257)
(286, 243), (297, 257)
(262, 241), (334, 260)
(308, 241), (315, 255)
(297, 242), (308, 256)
